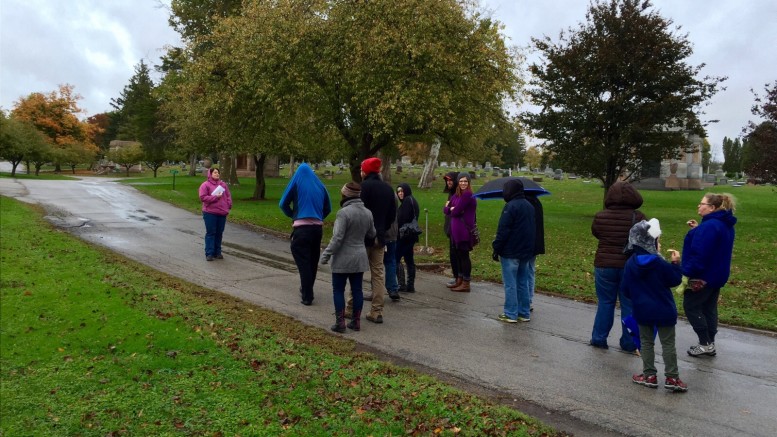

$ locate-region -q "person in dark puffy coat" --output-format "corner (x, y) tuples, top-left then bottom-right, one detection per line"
(396, 183), (420, 293)
(590, 181), (646, 352)
(492, 179), (536, 322)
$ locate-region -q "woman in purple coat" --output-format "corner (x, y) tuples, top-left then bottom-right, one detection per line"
(443, 173), (477, 292)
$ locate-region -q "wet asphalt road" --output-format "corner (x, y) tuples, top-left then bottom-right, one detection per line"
(1, 176), (775, 437)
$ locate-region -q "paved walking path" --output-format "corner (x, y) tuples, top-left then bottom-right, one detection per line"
(2, 176), (775, 437)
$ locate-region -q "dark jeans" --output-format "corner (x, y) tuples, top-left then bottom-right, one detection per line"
(455, 247), (471, 281)
(203, 212), (227, 257)
(683, 286), (721, 345)
(290, 225), (323, 302)
(448, 237), (459, 278)
(396, 238), (416, 271)
(332, 272), (363, 317)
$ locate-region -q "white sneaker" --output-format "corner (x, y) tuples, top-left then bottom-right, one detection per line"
(687, 343), (716, 357)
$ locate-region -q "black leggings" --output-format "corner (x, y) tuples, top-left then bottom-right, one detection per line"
(683, 286), (721, 345)
(455, 247), (472, 280)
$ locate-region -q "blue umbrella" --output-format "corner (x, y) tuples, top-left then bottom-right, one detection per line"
(622, 315), (657, 351)
(473, 176), (551, 200)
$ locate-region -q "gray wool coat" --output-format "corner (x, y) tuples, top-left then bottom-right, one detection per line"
(320, 198), (376, 273)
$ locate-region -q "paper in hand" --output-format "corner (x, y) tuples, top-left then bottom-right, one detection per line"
(212, 185), (225, 196)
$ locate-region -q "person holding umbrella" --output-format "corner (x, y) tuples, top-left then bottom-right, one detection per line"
(443, 173), (478, 292)
(492, 179), (535, 323)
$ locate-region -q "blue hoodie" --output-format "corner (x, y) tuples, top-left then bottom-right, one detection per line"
(279, 163), (332, 222)
(622, 247), (683, 327)
(681, 209), (737, 289)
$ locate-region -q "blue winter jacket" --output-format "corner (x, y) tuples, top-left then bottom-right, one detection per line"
(681, 209), (737, 289)
(621, 247), (683, 327)
(279, 163), (332, 221)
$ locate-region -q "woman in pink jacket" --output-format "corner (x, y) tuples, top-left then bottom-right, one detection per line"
(198, 168), (232, 261)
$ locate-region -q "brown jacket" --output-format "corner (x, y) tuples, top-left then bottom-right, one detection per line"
(591, 182), (646, 268)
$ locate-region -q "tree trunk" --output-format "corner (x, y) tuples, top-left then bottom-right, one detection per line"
(418, 139), (441, 189)
(252, 154), (267, 200)
(288, 156), (295, 178)
(379, 150), (392, 183)
(219, 152), (239, 186)
(188, 153), (197, 177)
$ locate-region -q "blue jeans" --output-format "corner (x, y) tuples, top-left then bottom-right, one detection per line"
(333, 272), (363, 316)
(203, 212), (227, 257)
(591, 267), (636, 351)
(500, 257), (532, 319)
(527, 255), (536, 306)
(384, 241), (398, 292)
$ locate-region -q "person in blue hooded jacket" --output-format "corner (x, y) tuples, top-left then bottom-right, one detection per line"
(279, 163), (332, 306)
(681, 193), (737, 358)
(621, 219), (687, 392)
(492, 179), (535, 323)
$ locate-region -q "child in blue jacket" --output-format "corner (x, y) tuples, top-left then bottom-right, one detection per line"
(621, 219), (687, 392)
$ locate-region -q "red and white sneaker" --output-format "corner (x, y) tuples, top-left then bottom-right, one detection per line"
(664, 377), (688, 392)
(632, 373), (658, 388)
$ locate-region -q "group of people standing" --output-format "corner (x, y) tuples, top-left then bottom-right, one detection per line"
(277, 157), (423, 333)
(197, 165), (738, 392)
(589, 181), (737, 392)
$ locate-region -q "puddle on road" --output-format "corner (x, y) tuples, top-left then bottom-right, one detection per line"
(176, 228), (297, 273)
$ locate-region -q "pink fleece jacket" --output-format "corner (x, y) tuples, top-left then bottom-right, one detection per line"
(199, 175), (232, 216)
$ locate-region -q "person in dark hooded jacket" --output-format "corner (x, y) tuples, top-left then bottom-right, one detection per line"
(526, 194), (545, 311)
(492, 179), (535, 322)
(442, 172), (460, 287)
(396, 183), (420, 292)
(621, 219), (687, 392)
(590, 181), (646, 351)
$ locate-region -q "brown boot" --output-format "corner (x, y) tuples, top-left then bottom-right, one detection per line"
(450, 279), (470, 292)
(446, 277), (463, 289)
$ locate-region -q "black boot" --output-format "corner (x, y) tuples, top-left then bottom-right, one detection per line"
(347, 310), (361, 331)
(397, 263), (406, 292)
(331, 310), (346, 333)
(406, 263), (416, 293)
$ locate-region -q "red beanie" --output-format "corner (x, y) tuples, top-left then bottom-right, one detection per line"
(361, 157), (382, 174)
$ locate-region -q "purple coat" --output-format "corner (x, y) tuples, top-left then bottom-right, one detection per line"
(443, 190), (477, 249)
(199, 176), (232, 216)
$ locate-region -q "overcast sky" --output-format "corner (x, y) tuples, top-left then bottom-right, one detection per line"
(2, 0), (775, 160)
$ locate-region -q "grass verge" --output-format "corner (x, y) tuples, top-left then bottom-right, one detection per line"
(0, 196), (560, 436)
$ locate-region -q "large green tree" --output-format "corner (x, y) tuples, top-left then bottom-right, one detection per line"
(0, 112), (49, 176)
(522, 0), (725, 195)
(721, 136), (743, 175)
(163, 0), (521, 192)
(112, 61), (169, 177)
(742, 81), (777, 184)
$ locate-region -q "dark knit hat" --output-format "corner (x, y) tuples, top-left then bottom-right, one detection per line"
(627, 219), (662, 254)
(341, 182), (361, 198)
(361, 157), (382, 174)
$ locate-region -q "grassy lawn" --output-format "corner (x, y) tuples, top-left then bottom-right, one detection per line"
(0, 197), (559, 436)
(120, 166), (776, 332)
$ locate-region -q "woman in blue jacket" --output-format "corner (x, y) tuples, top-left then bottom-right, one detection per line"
(682, 193), (737, 357)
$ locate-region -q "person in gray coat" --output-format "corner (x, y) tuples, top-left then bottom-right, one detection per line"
(320, 182), (376, 333)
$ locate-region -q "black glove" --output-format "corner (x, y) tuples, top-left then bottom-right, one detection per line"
(492, 252), (499, 261)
